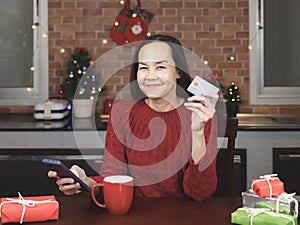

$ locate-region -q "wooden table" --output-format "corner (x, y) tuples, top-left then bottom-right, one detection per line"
(30, 196), (242, 225)
(2, 196), (298, 225)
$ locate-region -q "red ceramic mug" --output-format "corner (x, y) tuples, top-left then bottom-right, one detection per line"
(91, 175), (134, 215)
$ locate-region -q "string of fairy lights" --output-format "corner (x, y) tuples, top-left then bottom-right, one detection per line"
(25, 20), (48, 93)
(28, 1), (262, 96)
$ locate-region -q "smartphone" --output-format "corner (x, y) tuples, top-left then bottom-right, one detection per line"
(42, 158), (91, 192)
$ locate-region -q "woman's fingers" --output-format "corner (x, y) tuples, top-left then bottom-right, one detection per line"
(48, 170), (58, 178)
(48, 168), (82, 195)
(56, 177), (81, 195)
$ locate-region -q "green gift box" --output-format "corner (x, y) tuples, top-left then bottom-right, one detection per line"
(231, 207), (297, 225)
(255, 201), (290, 215)
(242, 191), (298, 217)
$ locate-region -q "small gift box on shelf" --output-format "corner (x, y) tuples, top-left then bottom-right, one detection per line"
(251, 174), (284, 198)
(242, 191), (298, 217)
(231, 206), (297, 225)
(0, 193), (59, 224)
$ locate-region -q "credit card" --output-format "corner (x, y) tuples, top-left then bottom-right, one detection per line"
(187, 75), (219, 96)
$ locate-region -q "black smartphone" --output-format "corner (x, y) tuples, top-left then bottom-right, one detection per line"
(42, 158), (91, 192)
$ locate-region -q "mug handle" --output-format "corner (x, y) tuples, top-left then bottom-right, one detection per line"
(91, 183), (106, 208)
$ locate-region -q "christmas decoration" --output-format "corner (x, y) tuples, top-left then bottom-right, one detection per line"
(110, 1), (132, 45)
(225, 82), (241, 117)
(226, 82), (241, 103)
(110, 0), (154, 46)
(59, 47), (102, 99)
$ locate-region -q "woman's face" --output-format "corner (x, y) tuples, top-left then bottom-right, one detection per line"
(137, 41), (180, 100)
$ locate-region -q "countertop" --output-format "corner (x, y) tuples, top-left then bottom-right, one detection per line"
(237, 113), (300, 131)
(0, 114), (108, 131)
(0, 113), (300, 131)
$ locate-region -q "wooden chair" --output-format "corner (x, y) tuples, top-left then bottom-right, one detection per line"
(213, 117), (238, 197)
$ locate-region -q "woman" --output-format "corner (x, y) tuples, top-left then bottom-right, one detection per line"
(49, 34), (219, 201)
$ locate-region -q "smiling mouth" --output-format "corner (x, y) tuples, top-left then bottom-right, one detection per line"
(145, 84), (162, 88)
(144, 84), (162, 87)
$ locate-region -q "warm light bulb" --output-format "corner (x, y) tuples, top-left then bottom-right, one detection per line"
(147, 32), (151, 37)
(248, 45), (253, 50)
(42, 33), (48, 38)
(30, 66), (35, 71)
(229, 56), (236, 61)
(79, 88), (85, 94)
(120, 0), (125, 5)
(60, 48), (65, 53)
(27, 88), (32, 92)
(32, 24), (37, 29)
(132, 13), (137, 18)
(114, 21), (119, 26)
(204, 60), (208, 65)
(102, 39), (108, 44)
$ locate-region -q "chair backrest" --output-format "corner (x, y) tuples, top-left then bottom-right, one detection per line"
(214, 117), (238, 197)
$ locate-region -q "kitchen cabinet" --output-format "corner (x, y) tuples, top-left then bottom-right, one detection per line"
(1, 113), (300, 196)
(273, 147), (300, 194)
(0, 130), (105, 197)
(236, 130), (300, 189)
(0, 148), (103, 197)
(0, 130), (246, 197)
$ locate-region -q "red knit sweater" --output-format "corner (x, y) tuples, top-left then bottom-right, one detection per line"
(92, 100), (217, 201)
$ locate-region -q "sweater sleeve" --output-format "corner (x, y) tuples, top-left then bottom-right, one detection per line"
(182, 114), (218, 201)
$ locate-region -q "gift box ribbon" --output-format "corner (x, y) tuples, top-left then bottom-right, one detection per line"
(251, 174), (280, 197)
(0, 192), (58, 224)
(237, 207), (296, 225)
(276, 192), (299, 217)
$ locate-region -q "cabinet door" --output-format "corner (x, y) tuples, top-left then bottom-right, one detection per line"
(0, 154), (30, 197)
(273, 148), (300, 195)
(215, 148), (246, 196)
(0, 148), (104, 197)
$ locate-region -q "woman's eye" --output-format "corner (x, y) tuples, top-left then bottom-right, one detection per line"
(157, 66), (166, 70)
(139, 66), (147, 70)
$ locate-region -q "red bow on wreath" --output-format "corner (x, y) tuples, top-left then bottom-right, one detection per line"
(110, 0), (154, 46)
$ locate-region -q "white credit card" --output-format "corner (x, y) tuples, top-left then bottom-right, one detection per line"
(187, 75), (219, 96)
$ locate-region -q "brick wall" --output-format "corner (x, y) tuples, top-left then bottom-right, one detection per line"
(1, 0), (299, 114)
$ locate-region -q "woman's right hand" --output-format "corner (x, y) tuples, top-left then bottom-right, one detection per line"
(48, 165), (91, 195)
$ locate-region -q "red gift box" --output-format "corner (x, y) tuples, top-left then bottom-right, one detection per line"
(251, 174), (284, 198)
(0, 193), (59, 224)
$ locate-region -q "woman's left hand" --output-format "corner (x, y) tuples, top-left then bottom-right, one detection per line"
(184, 92), (219, 130)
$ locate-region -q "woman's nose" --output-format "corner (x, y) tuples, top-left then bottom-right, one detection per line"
(145, 67), (157, 79)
